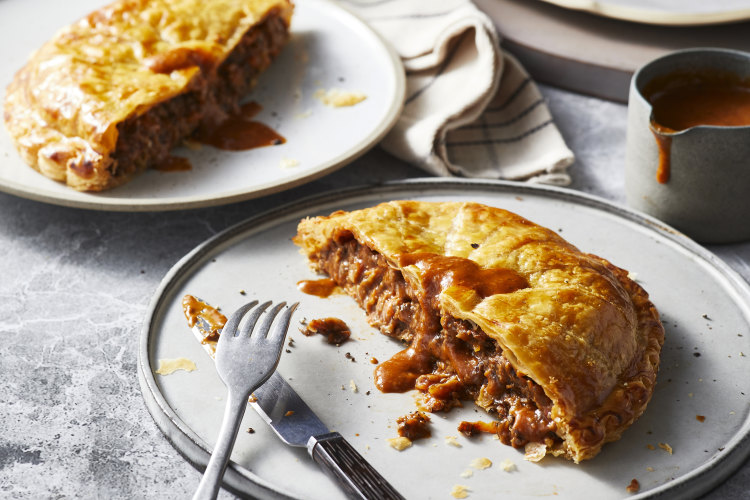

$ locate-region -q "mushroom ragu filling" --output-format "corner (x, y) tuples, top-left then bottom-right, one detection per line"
(312, 230), (563, 449)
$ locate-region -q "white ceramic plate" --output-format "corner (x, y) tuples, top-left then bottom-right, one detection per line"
(139, 179), (750, 499)
(0, 0), (404, 211)
(537, 0), (750, 25)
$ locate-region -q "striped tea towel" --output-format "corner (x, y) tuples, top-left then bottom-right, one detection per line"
(340, 0), (575, 185)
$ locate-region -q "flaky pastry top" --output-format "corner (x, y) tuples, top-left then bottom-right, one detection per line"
(295, 200), (664, 462)
(3, 0), (292, 190)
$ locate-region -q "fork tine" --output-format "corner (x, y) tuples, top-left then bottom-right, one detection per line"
(254, 302), (287, 339)
(237, 300), (272, 338)
(218, 300), (258, 344)
(266, 302), (299, 344)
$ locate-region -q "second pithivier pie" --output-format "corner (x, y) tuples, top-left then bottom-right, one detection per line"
(3, 0), (293, 191)
(294, 200), (664, 463)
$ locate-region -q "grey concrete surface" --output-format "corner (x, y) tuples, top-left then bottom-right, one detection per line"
(0, 83), (748, 499)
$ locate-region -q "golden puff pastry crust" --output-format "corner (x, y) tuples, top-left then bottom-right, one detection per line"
(294, 200), (664, 462)
(4, 0), (293, 191)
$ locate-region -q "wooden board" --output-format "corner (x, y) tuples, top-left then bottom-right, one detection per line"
(475, 0), (750, 102)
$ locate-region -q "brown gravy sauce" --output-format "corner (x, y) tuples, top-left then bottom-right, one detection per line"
(192, 101), (285, 151)
(156, 101), (285, 173)
(398, 253), (528, 303)
(297, 278), (340, 298)
(155, 155), (192, 172)
(301, 317), (351, 346)
(182, 295), (227, 343)
(375, 347), (433, 393)
(458, 419), (501, 437)
(645, 71), (750, 183)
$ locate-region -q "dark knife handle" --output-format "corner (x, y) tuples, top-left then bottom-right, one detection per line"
(308, 432), (405, 500)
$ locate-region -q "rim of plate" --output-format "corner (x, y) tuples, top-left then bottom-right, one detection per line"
(538, 0), (750, 26)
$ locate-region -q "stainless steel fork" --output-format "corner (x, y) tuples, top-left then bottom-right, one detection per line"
(193, 300), (298, 500)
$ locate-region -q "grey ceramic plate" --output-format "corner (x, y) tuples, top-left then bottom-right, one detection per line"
(139, 179), (750, 499)
(0, 0), (404, 211)
(537, 0), (750, 25)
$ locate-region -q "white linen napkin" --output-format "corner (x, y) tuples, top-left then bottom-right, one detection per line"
(339, 0), (575, 185)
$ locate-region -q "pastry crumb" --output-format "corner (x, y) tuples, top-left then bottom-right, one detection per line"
(460, 469), (473, 478)
(349, 379), (358, 393)
(155, 358), (196, 375)
(646, 444), (656, 450)
(279, 157), (300, 169)
(696, 415), (706, 422)
(285, 410), (295, 417)
(646, 467), (654, 472)
(470, 457), (492, 470)
(315, 88), (367, 107)
(450, 484), (470, 499)
(658, 442), (673, 454)
(500, 459), (516, 472)
(626, 478), (640, 493)
(445, 436), (462, 447)
(387, 437), (412, 451)
(524, 442), (547, 462)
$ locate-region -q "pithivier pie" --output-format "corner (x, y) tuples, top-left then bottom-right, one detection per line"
(3, 0), (293, 191)
(294, 201), (664, 462)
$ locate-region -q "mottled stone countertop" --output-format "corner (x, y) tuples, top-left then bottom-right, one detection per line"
(1, 84), (749, 499)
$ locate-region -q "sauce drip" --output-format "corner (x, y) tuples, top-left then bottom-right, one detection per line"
(297, 278), (340, 298)
(398, 253), (529, 303)
(650, 128), (672, 184)
(375, 347), (433, 393)
(182, 295), (227, 343)
(155, 155), (192, 172)
(644, 71), (750, 183)
(192, 101), (285, 151)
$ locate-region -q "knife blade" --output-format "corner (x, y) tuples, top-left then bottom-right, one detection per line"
(184, 296), (404, 500)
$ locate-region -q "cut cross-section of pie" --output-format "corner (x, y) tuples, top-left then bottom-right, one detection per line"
(3, 0), (293, 191)
(293, 200), (664, 463)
